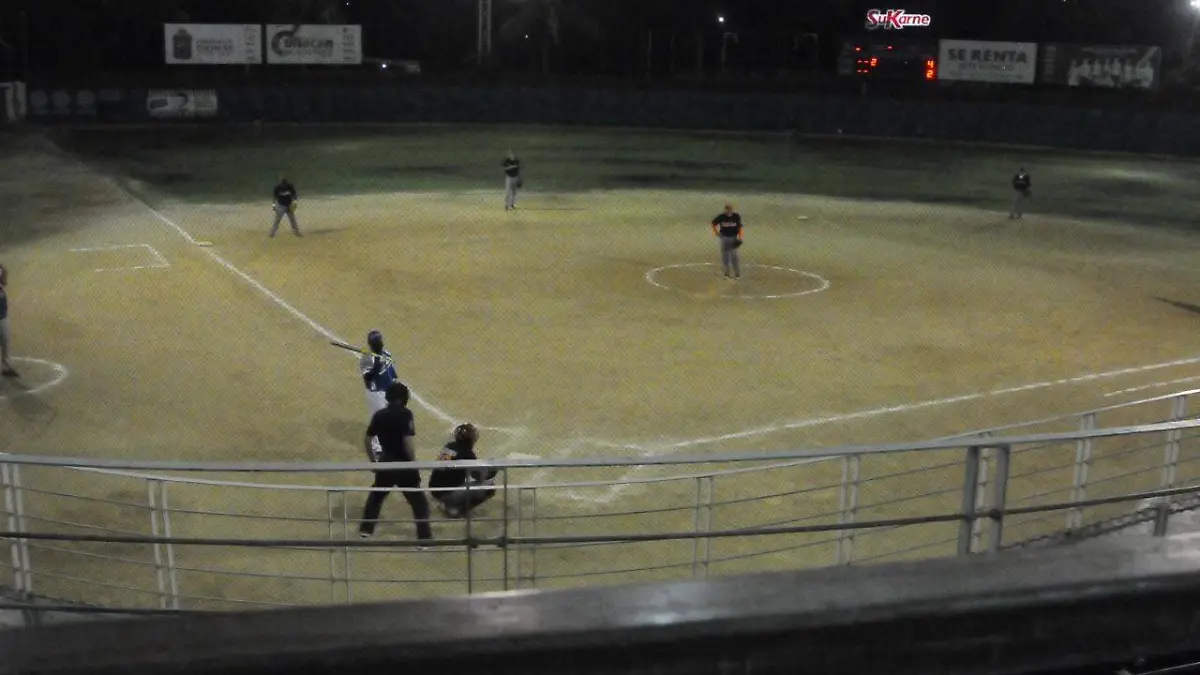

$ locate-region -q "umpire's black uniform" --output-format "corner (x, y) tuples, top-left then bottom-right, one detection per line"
(359, 383), (433, 541)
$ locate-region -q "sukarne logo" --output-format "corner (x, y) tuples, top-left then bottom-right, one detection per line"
(865, 9), (932, 30)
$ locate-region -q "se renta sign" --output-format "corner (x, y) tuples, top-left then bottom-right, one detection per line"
(937, 40), (1038, 84)
(865, 9), (932, 30)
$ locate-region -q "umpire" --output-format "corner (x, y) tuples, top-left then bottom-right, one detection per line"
(711, 203), (744, 280)
(269, 175), (301, 237)
(358, 382), (433, 543)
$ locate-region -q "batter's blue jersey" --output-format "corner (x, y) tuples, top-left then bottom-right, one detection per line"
(359, 351), (398, 392)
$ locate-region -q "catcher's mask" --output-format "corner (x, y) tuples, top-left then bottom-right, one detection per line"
(454, 423), (479, 446)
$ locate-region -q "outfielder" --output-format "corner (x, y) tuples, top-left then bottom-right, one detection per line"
(269, 175), (301, 237)
(360, 330), (399, 460)
(711, 203), (745, 280)
(503, 151), (522, 210)
(1010, 167), (1031, 219)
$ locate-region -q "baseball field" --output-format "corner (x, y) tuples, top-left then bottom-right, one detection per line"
(4, 123), (1200, 608)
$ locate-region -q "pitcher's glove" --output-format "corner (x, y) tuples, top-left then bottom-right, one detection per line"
(289, 201), (299, 213)
(732, 239), (743, 249)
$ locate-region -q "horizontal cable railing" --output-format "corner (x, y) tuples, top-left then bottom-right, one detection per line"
(3, 393), (1200, 610)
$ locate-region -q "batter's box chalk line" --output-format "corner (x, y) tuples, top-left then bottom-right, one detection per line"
(69, 243), (170, 273)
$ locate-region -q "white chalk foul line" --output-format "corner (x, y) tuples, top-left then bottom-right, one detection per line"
(64, 150), (1200, 506)
(0, 358), (70, 400)
(1104, 375), (1200, 398)
(127, 192), (483, 430)
(645, 263), (831, 300)
(554, 353), (1200, 505)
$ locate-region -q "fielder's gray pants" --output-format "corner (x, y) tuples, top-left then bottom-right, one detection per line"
(505, 176), (519, 209)
(270, 203), (300, 236)
(0, 317), (11, 366)
(719, 236), (741, 277)
(1010, 191), (1029, 218)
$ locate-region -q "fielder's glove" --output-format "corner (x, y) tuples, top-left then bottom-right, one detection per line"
(732, 239), (743, 249)
(289, 201), (298, 213)
(516, 177), (524, 189)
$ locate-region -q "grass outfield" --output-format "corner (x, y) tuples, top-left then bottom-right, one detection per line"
(3, 124), (1200, 608)
(47, 124), (1200, 227)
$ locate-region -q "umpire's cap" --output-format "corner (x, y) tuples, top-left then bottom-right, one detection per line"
(385, 382), (410, 406)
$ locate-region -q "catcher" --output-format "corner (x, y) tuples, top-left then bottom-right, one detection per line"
(711, 203), (744, 280)
(428, 423), (497, 519)
(269, 175), (302, 237)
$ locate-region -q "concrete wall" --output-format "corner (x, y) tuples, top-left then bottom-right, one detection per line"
(24, 84), (1199, 156)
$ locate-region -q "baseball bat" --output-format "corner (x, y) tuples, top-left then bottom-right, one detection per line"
(329, 340), (395, 365)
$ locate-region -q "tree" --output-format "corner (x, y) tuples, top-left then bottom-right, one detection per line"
(496, 0), (601, 75)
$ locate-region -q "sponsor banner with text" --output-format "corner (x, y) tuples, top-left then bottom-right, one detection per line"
(937, 40), (1037, 84)
(147, 90), (218, 118)
(1040, 44), (1161, 90)
(165, 24), (262, 65)
(865, 9), (932, 30)
(266, 25), (362, 65)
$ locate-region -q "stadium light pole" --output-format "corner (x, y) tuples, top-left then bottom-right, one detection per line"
(718, 14), (737, 73)
(1187, 0), (1200, 68)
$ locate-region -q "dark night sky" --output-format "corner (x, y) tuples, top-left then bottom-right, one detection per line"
(0, 0), (1194, 76)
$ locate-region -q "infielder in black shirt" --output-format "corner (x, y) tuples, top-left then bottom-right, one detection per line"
(359, 382), (433, 542)
(711, 203), (744, 280)
(269, 175), (301, 237)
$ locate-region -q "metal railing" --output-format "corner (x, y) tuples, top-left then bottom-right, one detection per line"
(3, 390), (1200, 611)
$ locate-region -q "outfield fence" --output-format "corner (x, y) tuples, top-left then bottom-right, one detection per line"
(4, 389), (1200, 611)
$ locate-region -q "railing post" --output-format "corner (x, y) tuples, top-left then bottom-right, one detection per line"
(958, 446), (982, 556)
(1161, 394), (1187, 491)
(691, 476), (713, 579)
(11, 465), (31, 596)
(1153, 499), (1171, 537)
(516, 487), (538, 589)
(836, 454), (860, 565)
(1069, 412), (1096, 530)
(987, 444), (1012, 554)
(971, 435), (992, 553)
(158, 481), (181, 609)
(146, 479), (169, 610)
(1, 462), (27, 599)
(501, 468), (511, 592)
(327, 490), (339, 605)
(341, 490), (352, 604)
(465, 483), (475, 595)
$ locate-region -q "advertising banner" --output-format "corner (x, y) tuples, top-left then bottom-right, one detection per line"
(937, 40), (1037, 84)
(147, 90), (219, 118)
(865, 9), (932, 30)
(1040, 44), (1161, 90)
(265, 25), (362, 65)
(165, 24), (262, 65)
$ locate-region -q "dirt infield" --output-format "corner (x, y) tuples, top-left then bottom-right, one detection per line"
(4, 125), (1200, 607)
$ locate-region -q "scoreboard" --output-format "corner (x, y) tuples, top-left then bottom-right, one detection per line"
(837, 40), (937, 81)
